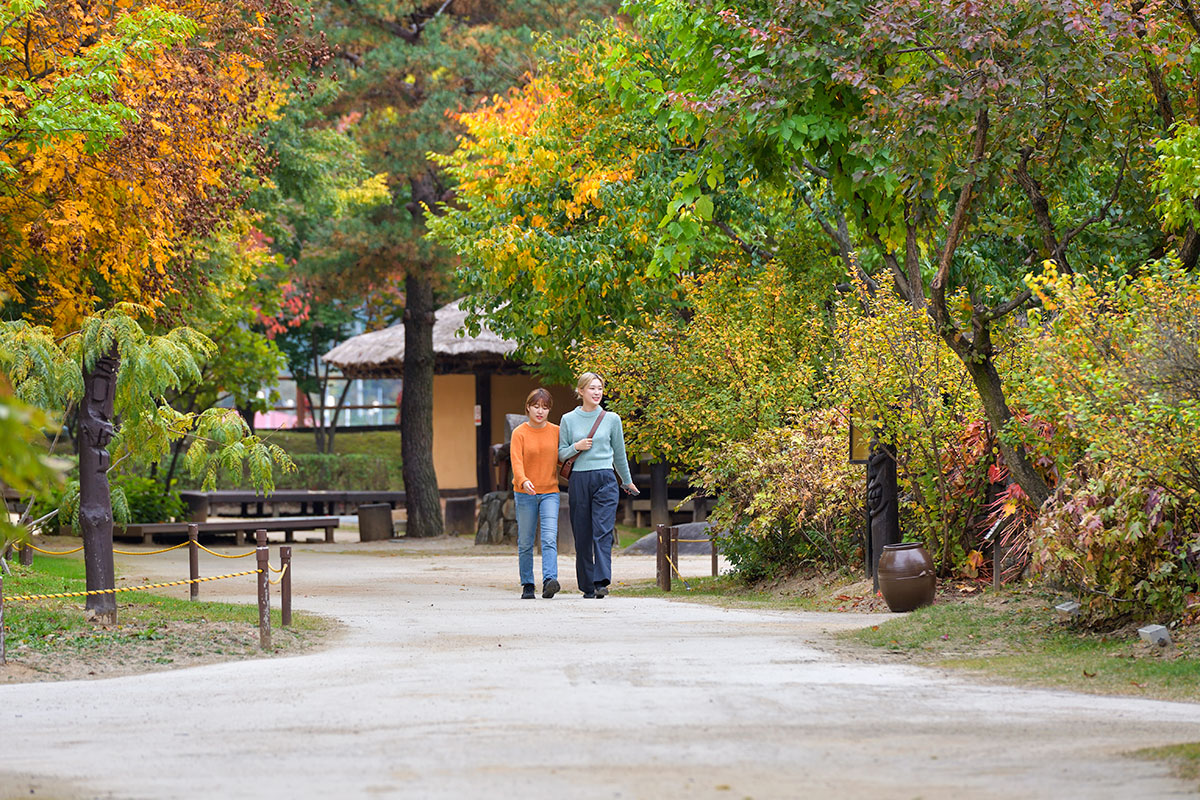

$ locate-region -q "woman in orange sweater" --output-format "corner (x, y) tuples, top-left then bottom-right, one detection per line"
(510, 388), (561, 599)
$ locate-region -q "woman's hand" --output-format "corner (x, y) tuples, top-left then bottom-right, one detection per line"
(575, 437), (593, 451)
(521, 480), (535, 494)
(624, 483), (640, 496)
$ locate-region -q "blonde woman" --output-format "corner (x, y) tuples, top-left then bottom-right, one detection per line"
(510, 388), (561, 599)
(558, 372), (638, 598)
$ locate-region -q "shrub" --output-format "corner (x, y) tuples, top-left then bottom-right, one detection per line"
(1032, 459), (1200, 623)
(829, 281), (1008, 575)
(695, 408), (861, 580)
(1022, 261), (1200, 620)
(281, 454), (395, 491)
(112, 475), (187, 525)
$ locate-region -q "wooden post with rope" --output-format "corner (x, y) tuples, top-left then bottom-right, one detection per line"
(655, 524), (670, 592)
(669, 525), (679, 582)
(188, 524), (200, 601)
(1, 572), (6, 665)
(19, 542), (32, 566)
(711, 535), (718, 578)
(255, 529), (271, 650)
(280, 546), (292, 628)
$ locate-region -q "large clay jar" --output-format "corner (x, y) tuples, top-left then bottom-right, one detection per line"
(877, 542), (936, 613)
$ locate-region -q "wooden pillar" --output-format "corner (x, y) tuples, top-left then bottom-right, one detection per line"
(650, 462), (669, 527)
(79, 348), (119, 625)
(476, 371), (491, 496)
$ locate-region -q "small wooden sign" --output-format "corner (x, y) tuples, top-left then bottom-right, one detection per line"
(849, 417), (870, 464)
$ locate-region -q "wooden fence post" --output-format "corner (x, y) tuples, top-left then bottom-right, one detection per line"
(711, 535), (718, 578)
(655, 524), (669, 592)
(1, 572), (6, 666)
(280, 546), (292, 628)
(256, 529), (271, 650)
(669, 525), (679, 582)
(19, 543), (32, 566)
(188, 524), (200, 601)
(993, 542), (1002, 592)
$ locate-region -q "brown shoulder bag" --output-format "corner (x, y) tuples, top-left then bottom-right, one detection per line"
(557, 409), (605, 487)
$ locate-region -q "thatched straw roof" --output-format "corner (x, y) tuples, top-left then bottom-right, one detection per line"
(323, 299), (519, 378)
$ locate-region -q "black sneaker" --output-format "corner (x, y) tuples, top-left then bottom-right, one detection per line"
(542, 578), (561, 598)
(521, 583), (536, 599)
(582, 591), (596, 598)
(595, 585), (609, 598)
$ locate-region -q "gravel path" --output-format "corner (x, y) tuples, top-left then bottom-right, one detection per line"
(1, 537), (1198, 799)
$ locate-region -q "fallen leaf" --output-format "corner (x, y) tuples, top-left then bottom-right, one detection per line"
(1083, 670), (1096, 678)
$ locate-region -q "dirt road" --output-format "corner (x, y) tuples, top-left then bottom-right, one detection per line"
(2, 538), (1198, 799)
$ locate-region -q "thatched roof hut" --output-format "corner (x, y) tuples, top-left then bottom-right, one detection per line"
(321, 299), (572, 495)
(322, 299), (519, 378)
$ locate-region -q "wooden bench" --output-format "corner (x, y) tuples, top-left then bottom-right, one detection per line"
(118, 516), (340, 546)
(179, 490), (408, 521)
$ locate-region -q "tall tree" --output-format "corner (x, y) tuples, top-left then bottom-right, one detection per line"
(312, 0), (618, 534)
(622, 0), (1182, 509)
(0, 0), (322, 331)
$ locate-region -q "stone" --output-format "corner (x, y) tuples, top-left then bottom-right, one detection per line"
(504, 413), (526, 443)
(623, 522), (722, 555)
(475, 491), (514, 545)
(1138, 624), (1171, 647)
(1054, 601), (1080, 617)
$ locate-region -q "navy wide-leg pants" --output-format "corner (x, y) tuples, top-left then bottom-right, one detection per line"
(568, 468), (619, 594)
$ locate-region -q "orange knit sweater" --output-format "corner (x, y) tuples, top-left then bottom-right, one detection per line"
(510, 422), (561, 494)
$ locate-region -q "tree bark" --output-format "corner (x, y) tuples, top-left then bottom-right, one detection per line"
(79, 348), (119, 624)
(401, 273), (443, 537)
(957, 340), (1051, 509)
(927, 105), (1052, 510)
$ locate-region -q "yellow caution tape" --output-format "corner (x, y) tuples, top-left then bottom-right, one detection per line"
(19, 543), (84, 556)
(195, 542), (256, 559)
(3, 570), (261, 602)
(267, 563), (289, 585)
(657, 551), (696, 587)
(113, 541), (191, 556)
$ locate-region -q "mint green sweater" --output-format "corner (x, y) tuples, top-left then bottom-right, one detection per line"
(557, 407), (633, 485)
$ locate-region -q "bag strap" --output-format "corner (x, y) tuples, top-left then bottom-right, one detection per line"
(564, 409), (606, 465)
(586, 409), (606, 439)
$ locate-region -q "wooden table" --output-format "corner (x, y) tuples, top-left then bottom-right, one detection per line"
(118, 517), (341, 546)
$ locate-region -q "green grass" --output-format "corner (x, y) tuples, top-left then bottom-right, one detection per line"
(615, 524), (651, 550)
(615, 573), (828, 609)
(1132, 742), (1200, 787)
(842, 592), (1200, 703)
(257, 429), (399, 457)
(2, 556), (326, 658)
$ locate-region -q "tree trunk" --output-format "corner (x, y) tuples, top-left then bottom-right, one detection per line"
(79, 349), (119, 624)
(401, 274), (443, 538)
(956, 342), (1051, 510)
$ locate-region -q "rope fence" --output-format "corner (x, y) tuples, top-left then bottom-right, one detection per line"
(1, 525), (295, 664)
(655, 524), (720, 592)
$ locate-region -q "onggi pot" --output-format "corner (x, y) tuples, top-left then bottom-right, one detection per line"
(877, 542), (936, 613)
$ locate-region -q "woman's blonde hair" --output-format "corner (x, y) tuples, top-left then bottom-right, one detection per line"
(574, 371), (603, 399)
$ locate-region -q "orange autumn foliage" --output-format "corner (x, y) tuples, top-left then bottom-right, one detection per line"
(0, 0), (320, 331)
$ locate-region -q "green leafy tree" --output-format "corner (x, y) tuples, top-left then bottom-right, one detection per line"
(0, 305), (293, 622)
(429, 23), (815, 382)
(308, 0), (618, 533)
(619, 0), (1188, 511)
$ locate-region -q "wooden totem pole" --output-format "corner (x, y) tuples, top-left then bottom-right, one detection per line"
(79, 350), (119, 624)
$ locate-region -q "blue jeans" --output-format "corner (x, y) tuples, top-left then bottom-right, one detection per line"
(515, 491), (559, 586)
